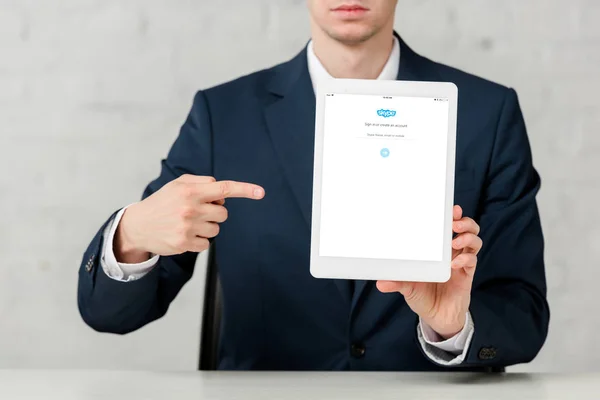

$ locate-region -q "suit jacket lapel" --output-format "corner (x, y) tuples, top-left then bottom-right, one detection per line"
(264, 49), (315, 229)
(263, 48), (353, 306)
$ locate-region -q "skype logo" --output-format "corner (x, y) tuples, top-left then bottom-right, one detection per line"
(377, 109), (396, 118)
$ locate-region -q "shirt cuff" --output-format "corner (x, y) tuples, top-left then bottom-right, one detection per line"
(100, 204), (159, 282)
(417, 311), (475, 366)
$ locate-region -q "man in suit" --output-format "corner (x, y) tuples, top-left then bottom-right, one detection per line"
(78, 0), (549, 370)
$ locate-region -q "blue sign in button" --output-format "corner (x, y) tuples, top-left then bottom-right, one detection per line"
(380, 148), (390, 158)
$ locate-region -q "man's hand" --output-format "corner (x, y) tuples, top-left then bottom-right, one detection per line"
(114, 174), (265, 263)
(376, 205), (482, 339)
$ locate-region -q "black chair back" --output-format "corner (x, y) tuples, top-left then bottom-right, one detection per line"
(199, 244), (221, 370)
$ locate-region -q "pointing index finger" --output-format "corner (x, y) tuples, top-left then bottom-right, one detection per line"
(199, 180), (265, 202)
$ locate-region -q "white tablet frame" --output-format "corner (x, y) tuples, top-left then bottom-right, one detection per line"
(310, 79), (458, 283)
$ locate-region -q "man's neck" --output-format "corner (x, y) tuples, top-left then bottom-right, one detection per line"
(310, 28), (395, 80)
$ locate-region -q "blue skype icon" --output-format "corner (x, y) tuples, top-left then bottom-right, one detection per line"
(380, 148), (390, 158)
(377, 109), (396, 118)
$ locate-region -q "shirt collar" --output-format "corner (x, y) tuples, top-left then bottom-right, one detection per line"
(306, 36), (400, 95)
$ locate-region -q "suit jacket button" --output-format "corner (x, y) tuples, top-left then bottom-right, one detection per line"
(478, 347), (497, 360)
(350, 343), (366, 358)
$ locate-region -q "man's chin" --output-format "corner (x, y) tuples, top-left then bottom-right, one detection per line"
(326, 25), (378, 45)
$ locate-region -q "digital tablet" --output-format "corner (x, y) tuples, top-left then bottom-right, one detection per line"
(310, 79), (458, 283)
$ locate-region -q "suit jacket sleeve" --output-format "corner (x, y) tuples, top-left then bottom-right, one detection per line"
(460, 88), (550, 367)
(77, 91), (213, 334)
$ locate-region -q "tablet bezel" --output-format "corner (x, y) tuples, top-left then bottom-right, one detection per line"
(310, 78), (458, 283)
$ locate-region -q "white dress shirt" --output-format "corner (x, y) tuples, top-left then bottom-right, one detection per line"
(101, 36), (475, 366)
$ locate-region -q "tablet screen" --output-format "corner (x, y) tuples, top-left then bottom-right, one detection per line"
(318, 93), (450, 262)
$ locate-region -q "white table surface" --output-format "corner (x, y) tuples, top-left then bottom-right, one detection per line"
(0, 370), (597, 399)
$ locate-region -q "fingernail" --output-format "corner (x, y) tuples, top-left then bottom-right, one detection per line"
(253, 188), (264, 198)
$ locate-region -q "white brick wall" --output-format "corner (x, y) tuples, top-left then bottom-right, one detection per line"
(0, 0), (598, 372)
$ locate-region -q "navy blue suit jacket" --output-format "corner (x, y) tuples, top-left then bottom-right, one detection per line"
(78, 36), (549, 371)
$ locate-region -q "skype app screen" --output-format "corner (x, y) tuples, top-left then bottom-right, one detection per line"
(319, 93), (450, 262)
